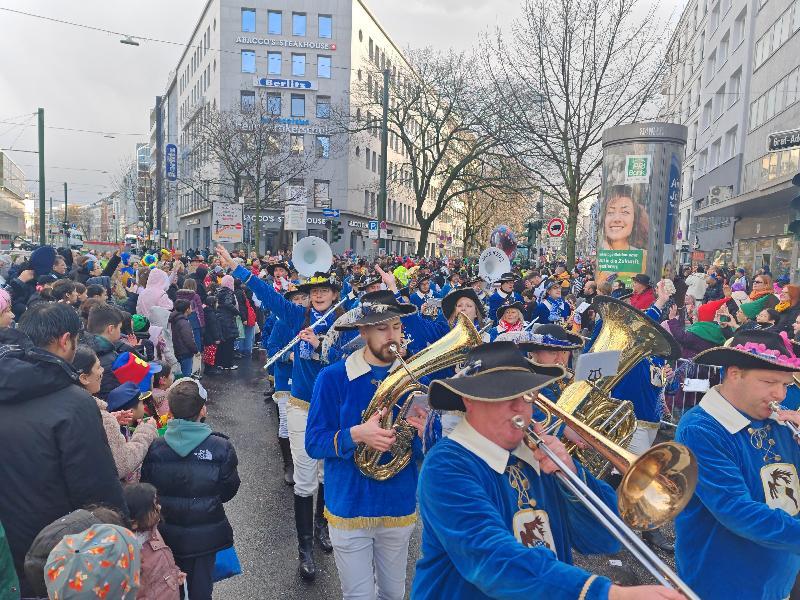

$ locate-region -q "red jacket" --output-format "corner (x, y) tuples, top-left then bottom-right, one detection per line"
(136, 526), (181, 600)
(628, 286), (656, 311)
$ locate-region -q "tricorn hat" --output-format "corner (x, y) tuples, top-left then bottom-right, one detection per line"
(334, 290), (416, 330)
(267, 261), (290, 276)
(428, 342), (565, 411)
(516, 324), (585, 352)
(441, 288), (486, 320)
(495, 301), (526, 323)
(694, 329), (800, 372)
(297, 271), (342, 294)
(497, 272), (518, 284)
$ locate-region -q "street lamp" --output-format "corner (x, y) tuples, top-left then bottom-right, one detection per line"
(120, 36), (140, 46)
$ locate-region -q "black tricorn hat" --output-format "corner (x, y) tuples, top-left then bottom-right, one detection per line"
(517, 324), (585, 352)
(334, 290), (416, 330)
(497, 271), (518, 283)
(694, 329), (800, 372)
(284, 288), (307, 302)
(266, 261), (290, 276)
(297, 271), (342, 294)
(429, 342), (565, 411)
(441, 288), (486, 320)
(355, 273), (382, 289)
(495, 301), (526, 323)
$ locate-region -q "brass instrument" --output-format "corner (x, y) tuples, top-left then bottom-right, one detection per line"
(355, 312), (483, 480)
(771, 402), (800, 443)
(554, 296), (680, 476)
(512, 403), (699, 599)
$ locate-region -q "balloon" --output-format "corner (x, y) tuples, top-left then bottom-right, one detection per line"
(490, 225), (518, 260)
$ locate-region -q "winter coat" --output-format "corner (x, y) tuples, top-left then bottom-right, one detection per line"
(169, 312), (198, 359)
(190, 268), (208, 303)
(203, 308), (222, 345)
(137, 268), (174, 318)
(776, 303), (800, 336)
(141, 431), (240, 559)
(628, 287), (656, 311)
(149, 306), (180, 375)
(136, 526), (181, 600)
(0, 329), (125, 590)
(216, 287), (240, 341)
(176, 289), (204, 327)
(5, 276), (35, 320)
(73, 253), (121, 285)
(84, 333), (122, 400)
(95, 398), (157, 483)
(0, 521), (18, 600)
(685, 272), (708, 302)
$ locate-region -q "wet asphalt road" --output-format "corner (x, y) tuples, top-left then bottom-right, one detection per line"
(204, 355), (676, 599)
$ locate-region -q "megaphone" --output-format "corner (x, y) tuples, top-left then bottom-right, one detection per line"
(293, 236), (333, 278)
(478, 247), (511, 284)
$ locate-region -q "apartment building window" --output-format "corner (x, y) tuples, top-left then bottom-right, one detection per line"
(698, 149), (708, 174)
(314, 180), (331, 208)
(701, 99), (712, 129)
(721, 0), (731, 15)
(241, 8), (256, 32)
(267, 93), (281, 115)
(750, 65), (800, 130)
(727, 68), (741, 108)
(372, 152), (377, 172)
(724, 126), (738, 161)
(733, 8), (747, 47)
(316, 136), (330, 159)
(292, 53), (306, 76)
(710, 2), (720, 31)
(290, 135), (304, 155)
(316, 96), (331, 118)
(706, 50), (716, 79)
(240, 90), (255, 112)
(755, 2), (800, 69)
(369, 38), (374, 61)
(268, 52), (281, 75)
(292, 13), (307, 36)
(317, 56), (331, 78)
(688, 121), (697, 152)
(719, 31), (729, 66)
(319, 15), (332, 39)
(268, 10), (282, 34)
(713, 84), (725, 120)
(290, 94), (305, 117)
(709, 138), (721, 169)
(365, 148), (371, 169)
(288, 179), (306, 203)
(241, 50), (255, 73)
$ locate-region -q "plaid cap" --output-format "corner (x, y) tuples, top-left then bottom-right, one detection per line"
(44, 524), (140, 599)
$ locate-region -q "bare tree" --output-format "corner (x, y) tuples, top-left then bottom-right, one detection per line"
(348, 48), (524, 256)
(487, 0), (666, 267)
(178, 91), (340, 252)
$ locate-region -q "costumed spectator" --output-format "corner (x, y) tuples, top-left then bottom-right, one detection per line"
(0, 304), (126, 595)
(748, 273), (779, 309)
(628, 273), (656, 310)
(84, 303), (126, 399)
(216, 275), (241, 371)
(666, 298), (727, 360)
(73, 346), (157, 483)
(137, 267), (174, 319)
(533, 280), (571, 325)
(124, 483), (184, 600)
(170, 299), (199, 378)
(735, 294), (774, 332)
(774, 284), (800, 336)
(44, 524), (141, 600)
(141, 379), (240, 600)
(151, 364), (175, 417)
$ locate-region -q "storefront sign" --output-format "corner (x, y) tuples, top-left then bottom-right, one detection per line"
(245, 213), (328, 227)
(284, 203), (308, 231)
(211, 202), (243, 243)
(767, 128), (800, 152)
(254, 78), (317, 90)
(165, 144), (177, 181)
(236, 37), (336, 51)
(348, 220), (369, 229)
(260, 117), (331, 135)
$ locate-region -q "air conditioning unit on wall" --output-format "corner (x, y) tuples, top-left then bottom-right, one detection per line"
(709, 185), (732, 203)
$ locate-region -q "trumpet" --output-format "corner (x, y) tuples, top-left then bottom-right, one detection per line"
(512, 391), (699, 599)
(770, 402), (800, 442)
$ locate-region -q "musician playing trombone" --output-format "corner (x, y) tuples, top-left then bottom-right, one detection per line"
(216, 244), (341, 581)
(305, 291), (427, 600)
(412, 342), (681, 600)
(675, 329), (800, 600)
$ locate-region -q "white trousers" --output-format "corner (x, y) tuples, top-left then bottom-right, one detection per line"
(627, 423), (659, 456)
(329, 524), (415, 600)
(287, 403), (324, 497)
(274, 391), (289, 439)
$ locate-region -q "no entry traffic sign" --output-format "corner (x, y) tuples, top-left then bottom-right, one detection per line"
(547, 218), (565, 237)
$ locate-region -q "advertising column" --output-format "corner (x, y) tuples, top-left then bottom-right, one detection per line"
(598, 123), (687, 284)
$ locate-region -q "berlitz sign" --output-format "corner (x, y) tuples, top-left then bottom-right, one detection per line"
(236, 37), (336, 51)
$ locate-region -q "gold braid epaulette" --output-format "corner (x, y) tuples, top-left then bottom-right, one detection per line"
(323, 509), (417, 530)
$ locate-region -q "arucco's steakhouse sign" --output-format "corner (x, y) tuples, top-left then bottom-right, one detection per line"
(236, 37), (336, 51)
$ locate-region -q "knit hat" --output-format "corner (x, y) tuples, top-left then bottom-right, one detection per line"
(44, 524), (140, 599)
(0, 289), (10, 314)
(131, 314), (149, 333)
(29, 245), (56, 277)
(740, 295), (772, 319)
(220, 274), (234, 289)
(696, 297), (729, 322)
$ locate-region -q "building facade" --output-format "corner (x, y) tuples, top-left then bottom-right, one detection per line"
(0, 152), (27, 249)
(154, 0), (463, 256)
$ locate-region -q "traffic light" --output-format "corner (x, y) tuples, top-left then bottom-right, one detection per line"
(331, 219), (344, 243)
(790, 173), (800, 239)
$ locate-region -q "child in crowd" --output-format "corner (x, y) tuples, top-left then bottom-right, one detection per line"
(202, 295), (222, 375)
(123, 482), (184, 600)
(170, 299), (198, 378)
(141, 379), (240, 600)
(152, 364), (175, 417)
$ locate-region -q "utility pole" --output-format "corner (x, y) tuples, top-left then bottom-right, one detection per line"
(378, 69), (390, 254)
(37, 108), (45, 246)
(63, 182), (68, 248)
(154, 96), (164, 249)
(48, 196), (53, 244)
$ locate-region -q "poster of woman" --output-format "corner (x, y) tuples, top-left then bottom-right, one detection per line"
(600, 184), (650, 251)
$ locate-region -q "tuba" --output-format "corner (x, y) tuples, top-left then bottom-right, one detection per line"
(355, 312), (483, 480)
(292, 235), (333, 278)
(554, 295), (680, 477)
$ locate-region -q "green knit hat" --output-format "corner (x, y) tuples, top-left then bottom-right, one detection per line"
(740, 295), (771, 319)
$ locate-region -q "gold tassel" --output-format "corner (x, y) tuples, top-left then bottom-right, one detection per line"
(323, 509), (417, 530)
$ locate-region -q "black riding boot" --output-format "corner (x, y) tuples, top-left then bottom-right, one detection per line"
(314, 484), (333, 553)
(294, 494), (316, 581)
(642, 527), (674, 553)
(278, 436), (294, 486)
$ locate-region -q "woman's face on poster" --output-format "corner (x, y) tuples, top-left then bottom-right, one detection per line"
(604, 195), (635, 246)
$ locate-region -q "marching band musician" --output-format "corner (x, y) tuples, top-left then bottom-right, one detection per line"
(306, 291), (427, 600)
(437, 271), (462, 298)
(412, 342), (681, 600)
(216, 245), (340, 581)
(675, 329), (800, 600)
(468, 275), (489, 307)
(533, 280), (572, 326)
(488, 272), (523, 324)
(488, 301), (526, 341)
(408, 272), (436, 312)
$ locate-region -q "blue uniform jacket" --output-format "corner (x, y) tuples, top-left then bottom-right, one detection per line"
(412, 419), (618, 600)
(266, 317), (293, 392)
(675, 387), (800, 600)
(488, 290), (523, 325)
(305, 349), (421, 527)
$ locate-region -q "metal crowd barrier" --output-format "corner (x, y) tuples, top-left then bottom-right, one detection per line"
(661, 358), (722, 427)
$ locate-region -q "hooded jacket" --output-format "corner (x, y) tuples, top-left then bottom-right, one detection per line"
(169, 311), (198, 359)
(176, 288), (204, 327)
(0, 329), (126, 592)
(136, 268), (174, 319)
(216, 287), (240, 341)
(189, 267), (208, 303)
(149, 306), (180, 374)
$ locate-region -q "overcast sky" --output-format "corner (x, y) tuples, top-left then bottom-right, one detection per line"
(0, 0), (678, 207)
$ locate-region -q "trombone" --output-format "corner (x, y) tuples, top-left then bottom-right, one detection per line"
(512, 392), (700, 600)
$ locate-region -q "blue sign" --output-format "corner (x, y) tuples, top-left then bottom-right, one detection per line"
(322, 208), (340, 218)
(368, 221), (379, 231)
(254, 78), (315, 90)
(276, 118), (310, 126)
(165, 144), (177, 181)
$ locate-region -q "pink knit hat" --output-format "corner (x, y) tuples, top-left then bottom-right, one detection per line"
(221, 274), (234, 289)
(0, 288), (10, 313)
